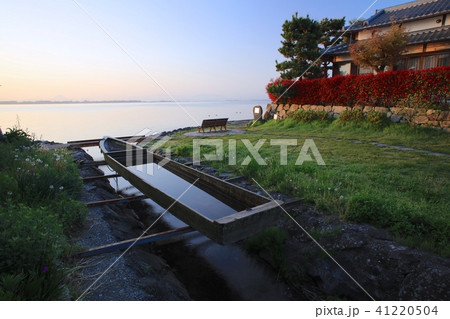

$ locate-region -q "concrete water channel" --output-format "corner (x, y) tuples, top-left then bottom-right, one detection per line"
(83, 146), (292, 300)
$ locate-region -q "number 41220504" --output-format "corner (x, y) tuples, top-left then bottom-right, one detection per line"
(376, 306), (438, 316)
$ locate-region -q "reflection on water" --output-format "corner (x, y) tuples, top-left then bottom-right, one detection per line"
(0, 100), (264, 142)
(130, 163), (236, 220)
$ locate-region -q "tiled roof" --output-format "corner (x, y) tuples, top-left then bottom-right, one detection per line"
(322, 43), (349, 56)
(408, 25), (450, 43)
(322, 25), (450, 56)
(349, 0), (450, 31)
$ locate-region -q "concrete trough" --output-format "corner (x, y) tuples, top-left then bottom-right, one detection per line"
(100, 137), (283, 244)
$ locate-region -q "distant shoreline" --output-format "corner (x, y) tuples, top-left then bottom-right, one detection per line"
(0, 100), (144, 105)
(0, 99), (268, 105)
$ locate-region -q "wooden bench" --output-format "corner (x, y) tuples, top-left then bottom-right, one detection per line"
(198, 118), (228, 133)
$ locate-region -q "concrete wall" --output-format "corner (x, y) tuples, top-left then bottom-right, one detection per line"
(263, 103), (450, 131)
(403, 16), (443, 32)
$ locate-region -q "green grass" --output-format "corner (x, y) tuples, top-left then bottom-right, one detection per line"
(246, 118), (450, 154)
(161, 119), (450, 256)
(0, 128), (86, 300)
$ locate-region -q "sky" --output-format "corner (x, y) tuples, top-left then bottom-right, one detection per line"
(0, 0), (409, 102)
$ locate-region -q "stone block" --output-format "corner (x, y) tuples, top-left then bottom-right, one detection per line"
(440, 120), (450, 128)
(374, 107), (389, 113)
(266, 104), (275, 112)
(289, 104), (299, 112)
(437, 111), (450, 121)
(333, 106), (349, 113)
(413, 115), (428, 125)
(363, 106), (374, 112)
(302, 104), (311, 110)
(390, 107), (402, 114)
(390, 114), (402, 123)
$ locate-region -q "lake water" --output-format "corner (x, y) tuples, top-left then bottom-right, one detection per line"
(0, 100), (267, 142)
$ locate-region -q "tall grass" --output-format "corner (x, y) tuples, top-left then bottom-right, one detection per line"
(0, 128), (86, 300)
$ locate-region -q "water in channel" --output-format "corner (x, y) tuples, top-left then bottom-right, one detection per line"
(84, 146), (291, 300)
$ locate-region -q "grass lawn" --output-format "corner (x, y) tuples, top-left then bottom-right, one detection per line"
(159, 119), (450, 256)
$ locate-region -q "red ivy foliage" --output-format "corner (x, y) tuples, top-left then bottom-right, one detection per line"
(266, 67), (450, 108)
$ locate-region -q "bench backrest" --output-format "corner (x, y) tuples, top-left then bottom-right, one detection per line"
(201, 118), (228, 127)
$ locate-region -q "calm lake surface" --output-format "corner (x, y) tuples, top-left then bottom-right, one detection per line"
(0, 100), (266, 142)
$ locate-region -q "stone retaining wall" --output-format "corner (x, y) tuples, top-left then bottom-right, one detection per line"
(262, 103), (450, 131)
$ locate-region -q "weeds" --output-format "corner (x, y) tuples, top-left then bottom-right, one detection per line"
(246, 227), (287, 270)
(0, 128), (85, 300)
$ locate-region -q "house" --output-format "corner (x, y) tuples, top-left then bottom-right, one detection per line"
(324, 0), (450, 76)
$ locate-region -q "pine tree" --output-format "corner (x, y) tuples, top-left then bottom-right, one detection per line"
(319, 17), (346, 77)
(275, 13), (322, 79)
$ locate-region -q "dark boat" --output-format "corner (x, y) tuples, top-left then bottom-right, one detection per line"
(100, 136), (283, 244)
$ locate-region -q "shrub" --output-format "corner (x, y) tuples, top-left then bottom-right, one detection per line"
(396, 92), (436, 110)
(345, 193), (394, 228)
(292, 109), (329, 122)
(266, 79), (295, 104)
(3, 128), (34, 146)
(266, 67), (450, 109)
(338, 109), (364, 123)
(0, 129), (85, 299)
(49, 196), (87, 234)
(0, 173), (19, 202)
(366, 111), (389, 127)
(0, 204), (65, 274)
(0, 269), (68, 301)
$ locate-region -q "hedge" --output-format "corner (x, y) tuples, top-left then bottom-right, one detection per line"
(266, 66), (450, 109)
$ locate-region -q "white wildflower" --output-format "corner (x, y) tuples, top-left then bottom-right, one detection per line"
(7, 191), (13, 196)
(25, 158), (30, 162)
(49, 185), (54, 190)
(339, 195), (344, 200)
(59, 186), (64, 191)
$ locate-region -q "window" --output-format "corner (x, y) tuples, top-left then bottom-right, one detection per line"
(396, 53), (450, 71)
(406, 57), (420, 70)
(338, 62), (351, 75)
